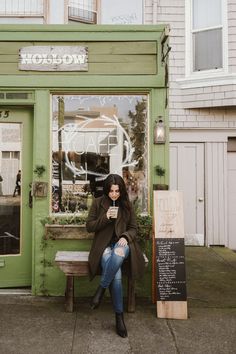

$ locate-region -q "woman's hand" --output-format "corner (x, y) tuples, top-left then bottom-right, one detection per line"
(117, 237), (128, 246)
(106, 209), (112, 219)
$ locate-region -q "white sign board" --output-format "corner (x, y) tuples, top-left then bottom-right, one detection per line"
(153, 191), (188, 320)
(101, 0), (143, 24)
(19, 46), (88, 71)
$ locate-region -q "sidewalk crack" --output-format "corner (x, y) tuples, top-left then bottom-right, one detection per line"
(166, 320), (180, 354)
(70, 311), (78, 354)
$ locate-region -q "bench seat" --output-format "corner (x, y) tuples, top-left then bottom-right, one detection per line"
(55, 250), (136, 313)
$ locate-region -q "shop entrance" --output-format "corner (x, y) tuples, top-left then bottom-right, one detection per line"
(0, 107), (33, 287)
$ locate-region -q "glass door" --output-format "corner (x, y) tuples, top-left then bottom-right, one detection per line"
(0, 107), (33, 287)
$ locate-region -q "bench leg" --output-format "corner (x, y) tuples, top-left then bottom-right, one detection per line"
(65, 276), (74, 312)
(127, 277), (135, 313)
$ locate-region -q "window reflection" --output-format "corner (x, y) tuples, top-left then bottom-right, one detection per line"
(0, 123), (21, 255)
(52, 95), (148, 213)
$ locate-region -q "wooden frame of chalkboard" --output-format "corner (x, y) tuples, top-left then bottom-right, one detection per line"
(153, 191), (188, 320)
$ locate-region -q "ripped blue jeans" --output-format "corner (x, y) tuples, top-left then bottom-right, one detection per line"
(100, 242), (130, 314)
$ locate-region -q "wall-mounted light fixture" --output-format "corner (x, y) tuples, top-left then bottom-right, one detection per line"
(154, 117), (166, 144)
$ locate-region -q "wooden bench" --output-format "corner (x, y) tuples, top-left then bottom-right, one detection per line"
(55, 250), (137, 313)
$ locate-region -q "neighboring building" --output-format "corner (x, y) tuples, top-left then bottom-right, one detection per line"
(0, 0), (144, 25)
(145, 0), (236, 250)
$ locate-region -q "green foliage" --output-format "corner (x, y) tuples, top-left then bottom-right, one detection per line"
(34, 165), (46, 177)
(41, 211), (152, 251)
(136, 214), (152, 251)
(41, 212), (88, 226)
(136, 214), (152, 228)
(155, 165), (165, 177)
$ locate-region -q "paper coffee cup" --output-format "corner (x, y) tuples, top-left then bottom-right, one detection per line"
(109, 206), (119, 218)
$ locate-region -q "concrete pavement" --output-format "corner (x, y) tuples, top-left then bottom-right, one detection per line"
(0, 246), (236, 354)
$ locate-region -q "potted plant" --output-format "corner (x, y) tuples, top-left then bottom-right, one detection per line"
(41, 213), (92, 240)
(153, 165), (169, 190)
(42, 210), (152, 245)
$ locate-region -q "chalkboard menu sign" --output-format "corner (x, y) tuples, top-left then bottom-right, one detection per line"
(156, 238), (187, 301)
(153, 191), (188, 319)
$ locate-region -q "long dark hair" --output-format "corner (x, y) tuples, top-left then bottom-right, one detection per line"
(103, 174), (130, 211)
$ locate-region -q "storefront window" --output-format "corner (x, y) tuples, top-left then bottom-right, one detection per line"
(51, 94), (148, 214)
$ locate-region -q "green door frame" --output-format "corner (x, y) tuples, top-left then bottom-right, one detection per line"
(0, 106), (33, 287)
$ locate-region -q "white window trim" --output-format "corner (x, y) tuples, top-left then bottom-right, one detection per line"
(177, 73), (236, 89)
(185, 0), (228, 80)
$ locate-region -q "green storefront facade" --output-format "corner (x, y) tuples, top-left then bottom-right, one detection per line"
(0, 25), (169, 297)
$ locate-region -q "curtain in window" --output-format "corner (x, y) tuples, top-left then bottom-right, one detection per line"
(193, 28), (222, 71)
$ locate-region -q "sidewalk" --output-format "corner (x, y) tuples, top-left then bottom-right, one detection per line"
(0, 246), (236, 354)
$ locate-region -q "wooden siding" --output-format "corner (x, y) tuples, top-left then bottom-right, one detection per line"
(205, 142), (227, 246)
(0, 40), (157, 75)
(228, 0), (236, 74)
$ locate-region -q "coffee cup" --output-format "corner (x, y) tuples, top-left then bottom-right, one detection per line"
(109, 206), (119, 218)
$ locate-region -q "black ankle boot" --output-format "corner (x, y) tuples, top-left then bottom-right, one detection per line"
(90, 285), (106, 309)
(115, 312), (128, 338)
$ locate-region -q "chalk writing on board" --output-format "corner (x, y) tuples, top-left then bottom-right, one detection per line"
(156, 238), (187, 301)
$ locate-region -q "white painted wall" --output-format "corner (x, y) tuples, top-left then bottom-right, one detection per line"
(101, 0), (143, 24)
(48, 0), (65, 24)
(205, 142), (227, 246)
(227, 152), (236, 249)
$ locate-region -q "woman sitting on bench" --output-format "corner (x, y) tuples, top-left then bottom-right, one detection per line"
(86, 174), (145, 338)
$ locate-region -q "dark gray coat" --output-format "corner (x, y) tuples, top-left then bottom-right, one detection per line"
(86, 195), (145, 280)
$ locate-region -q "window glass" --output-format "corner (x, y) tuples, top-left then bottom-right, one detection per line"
(51, 94), (148, 214)
(193, 0), (222, 29)
(0, 123), (21, 255)
(5, 93), (30, 99)
(193, 28), (222, 71)
(227, 137), (236, 152)
(192, 0), (223, 72)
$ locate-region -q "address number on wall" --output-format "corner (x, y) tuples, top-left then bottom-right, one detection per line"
(0, 111), (10, 119)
